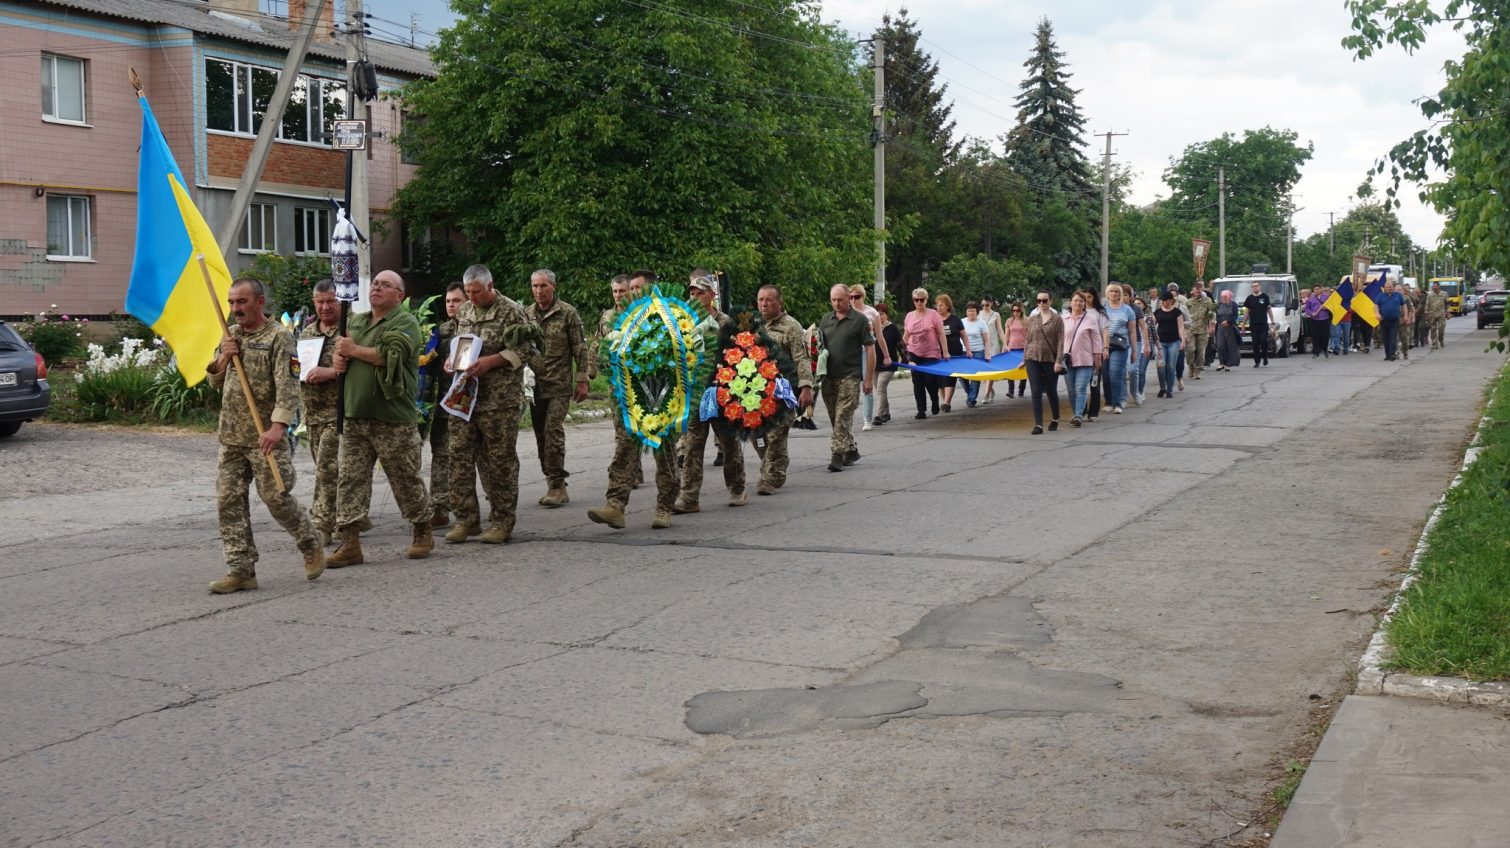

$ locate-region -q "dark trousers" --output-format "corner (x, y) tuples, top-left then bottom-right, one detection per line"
(1024, 359), (1060, 426)
(1251, 325), (1270, 364)
(1380, 317), (1400, 358)
(910, 357), (942, 413)
(1356, 323), (1373, 350)
(1309, 317), (1330, 355)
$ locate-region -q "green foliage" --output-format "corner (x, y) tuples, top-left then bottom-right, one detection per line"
(146, 366), (221, 424)
(17, 320), (84, 365)
(1342, 0), (1510, 350)
(401, 237), (474, 305)
(109, 311), (156, 343)
(73, 362), (159, 423)
(396, 0), (873, 323)
(927, 253), (1040, 306)
(1107, 207), (1202, 286)
(242, 253), (333, 317)
(1385, 364), (1510, 681)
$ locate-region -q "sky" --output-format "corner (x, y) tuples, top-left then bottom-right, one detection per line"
(360, 0), (1464, 249)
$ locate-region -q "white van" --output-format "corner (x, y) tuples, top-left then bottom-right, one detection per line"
(1208, 272), (1302, 357)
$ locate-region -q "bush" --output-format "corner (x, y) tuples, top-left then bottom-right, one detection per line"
(18, 321), (84, 365)
(927, 253), (1041, 307)
(110, 312), (156, 343)
(72, 338), (164, 422)
(243, 253), (333, 316)
(147, 366), (221, 424)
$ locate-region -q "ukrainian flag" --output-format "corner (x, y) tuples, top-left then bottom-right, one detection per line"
(125, 96), (232, 386)
(1351, 274), (1384, 328)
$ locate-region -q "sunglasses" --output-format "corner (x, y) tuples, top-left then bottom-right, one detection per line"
(913, 298), (926, 303)
(850, 294), (863, 300)
(1036, 298), (1049, 304)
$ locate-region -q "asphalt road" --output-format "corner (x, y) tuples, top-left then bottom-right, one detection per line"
(1, 318), (1503, 847)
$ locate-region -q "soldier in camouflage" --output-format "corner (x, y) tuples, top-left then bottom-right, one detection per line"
(425, 283), (477, 527)
(445, 264), (540, 544)
(817, 283), (876, 472)
(298, 280), (345, 547)
(754, 284), (813, 495)
(588, 270), (679, 530)
(525, 269), (590, 508)
(591, 274), (644, 489)
(1425, 282), (1449, 349)
(1184, 281), (1215, 379)
(674, 273), (745, 512)
(206, 279), (322, 593)
(325, 270), (434, 566)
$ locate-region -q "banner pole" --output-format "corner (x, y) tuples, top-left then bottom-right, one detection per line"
(199, 254), (287, 493)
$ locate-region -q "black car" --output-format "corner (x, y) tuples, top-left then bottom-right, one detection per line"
(1478, 290), (1507, 329)
(0, 321), (51, 437)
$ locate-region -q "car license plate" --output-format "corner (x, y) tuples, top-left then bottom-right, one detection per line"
(0, 372), (16, 387)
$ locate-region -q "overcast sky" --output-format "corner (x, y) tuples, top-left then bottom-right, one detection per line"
(363, 0), (1463, 248)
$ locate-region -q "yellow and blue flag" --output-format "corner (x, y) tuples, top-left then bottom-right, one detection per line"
(125, 96), (232, 386)
(1325, 277), (1352, 324)
(1351, 274), (1383, 328)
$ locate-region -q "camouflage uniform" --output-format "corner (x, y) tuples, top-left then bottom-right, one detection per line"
(817, 310), (874, 460)
(525, 298), (588, 491)
(1185, 294), (1215, 377)
(336, 307), (431, 528)
(209, 319), (317, 578)
(1425, 290), (1448, 349)
(677, 311), (744, 507)
(298, 321), (343, 535)
(449, 295), (538, 535)
(753, 310), (811, 490)
(426, 317), (478, 520)
(597, 305), (643, 487)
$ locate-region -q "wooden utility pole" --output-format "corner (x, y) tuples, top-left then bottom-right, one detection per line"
(1218, 166), (1226, 279)
(1099, 130), (1127, 289)
(870, 34), (886, 304)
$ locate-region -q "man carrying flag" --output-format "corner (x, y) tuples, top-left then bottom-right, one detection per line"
(1351, 275), (1383, 353)
(125, 84), (321, 592)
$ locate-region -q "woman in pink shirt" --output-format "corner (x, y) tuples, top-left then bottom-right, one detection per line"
(1002, 301), (1028, 398)
(903, 287), (947, 419)
(1059, 291), (1104, 426)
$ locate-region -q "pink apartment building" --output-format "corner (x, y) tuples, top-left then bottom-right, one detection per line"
(0, 0), (434, 316)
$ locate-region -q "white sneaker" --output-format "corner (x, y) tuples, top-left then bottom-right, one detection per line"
(862, 421), (872, 431)
(1112, 406), (1123, 414)
(1135, 393), (1145, 405)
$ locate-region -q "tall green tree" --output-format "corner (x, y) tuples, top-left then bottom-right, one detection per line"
(396, 0), (872, 321)
(1163, 127), (1314, 278)
(1002, 17), (1096, 289)
(876, 9), (965, 303)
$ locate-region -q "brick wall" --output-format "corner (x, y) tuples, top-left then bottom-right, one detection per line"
(207, 134), (346, 190)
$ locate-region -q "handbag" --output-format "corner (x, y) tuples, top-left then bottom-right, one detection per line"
(1109, 331), (1129, 351)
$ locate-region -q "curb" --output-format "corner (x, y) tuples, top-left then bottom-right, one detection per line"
(1355, 404), (1510, 707)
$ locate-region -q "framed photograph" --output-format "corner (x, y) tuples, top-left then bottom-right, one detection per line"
(447, 334), (481, 373)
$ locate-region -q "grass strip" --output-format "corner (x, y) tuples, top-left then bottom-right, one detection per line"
(1385, 362), (1510, 681)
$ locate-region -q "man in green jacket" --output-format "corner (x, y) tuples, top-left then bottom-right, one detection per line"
(327, 269), (434, 565)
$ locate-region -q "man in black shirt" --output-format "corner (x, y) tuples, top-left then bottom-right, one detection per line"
(1242, 282), (1275, 367)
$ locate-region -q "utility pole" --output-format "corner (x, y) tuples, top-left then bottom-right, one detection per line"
(1218, 166), (1226, 278)
(346, 0), (372, 313)
(870, 34), (886, 304)
(1285, 194), (1295, 274)
(214, 0), (327, 257)
(1099, 130), (1127, 289)
(1328, 212), (1335, 257)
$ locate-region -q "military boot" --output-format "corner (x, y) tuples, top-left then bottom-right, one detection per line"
(477, 524), (510, 544)
(651, 508), (673, 529)
(587, 504), (626, 529)
(359, 517), (374, 532)
(671, 498), (700, 514)
(303, 546), (325, 581)
(325, 527), (365, 568)
(408, 522), (434, 559)
(429, 510), (451, 529)
(209, 573), (258, 594)
(444, 522), (482, 543)
(728, 488), (747, 507)
(538, 485), (569, 508)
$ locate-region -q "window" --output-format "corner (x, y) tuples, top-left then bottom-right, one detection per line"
(46, 195), (92, 260)
(294, 206), (330, 255)
(42, 54), (86, 123)
(400, 223), (431, 271)
(206, 58), (345, 142)
(397, 110), (422, 165)
(241, 203), (277, 253)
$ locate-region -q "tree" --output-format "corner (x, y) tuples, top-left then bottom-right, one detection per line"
(1002, 18), (1097, 288)
(1163, 128), (1314, 277)
(876, 9), (965, 303)
(927, 253), (1040, 307)
(396, 0), (872, 322)
(1106, 206), (1201, 286)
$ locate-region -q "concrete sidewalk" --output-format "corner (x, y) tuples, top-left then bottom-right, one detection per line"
(1271, 694), (1510, 847)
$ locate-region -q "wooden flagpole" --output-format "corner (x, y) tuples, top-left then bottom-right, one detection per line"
(199, 257), (287, 493)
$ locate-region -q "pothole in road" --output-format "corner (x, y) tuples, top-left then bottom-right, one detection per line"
(685, 593), (1124, 739)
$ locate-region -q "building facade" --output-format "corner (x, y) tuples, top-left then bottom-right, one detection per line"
(0, 0), (433, 316)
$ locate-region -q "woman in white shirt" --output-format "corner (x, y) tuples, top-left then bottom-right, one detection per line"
(961, 301), (989, 408)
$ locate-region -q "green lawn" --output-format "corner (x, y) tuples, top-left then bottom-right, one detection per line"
(1385, 363), (1510, 681)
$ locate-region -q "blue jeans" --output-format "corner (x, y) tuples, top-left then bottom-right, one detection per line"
(963, 351), (985, 403)
(1136, 350), (1151, 396)
(1068, 365), (1094, 417)
(1158, 342), (1180, 394)
(1104, 349), (1128, 408)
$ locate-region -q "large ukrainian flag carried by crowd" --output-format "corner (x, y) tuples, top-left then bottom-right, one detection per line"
(124, 95), (232, 386)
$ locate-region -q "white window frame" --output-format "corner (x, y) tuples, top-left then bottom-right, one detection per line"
(42, 53), (87, 125)
(46, 194), (93, 261)
(294, 206), (331, 256)
(205, 57), (344, 145)
(240, 203), (278, 254)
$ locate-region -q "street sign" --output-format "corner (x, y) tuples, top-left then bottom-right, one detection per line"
(331, 120), (367, 151)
